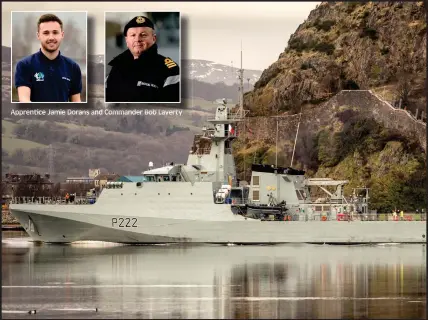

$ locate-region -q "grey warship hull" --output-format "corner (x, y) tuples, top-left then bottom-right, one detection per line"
(9, 200), (426, 244)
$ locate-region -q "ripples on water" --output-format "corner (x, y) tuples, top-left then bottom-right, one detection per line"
(2, 231), (426, 319)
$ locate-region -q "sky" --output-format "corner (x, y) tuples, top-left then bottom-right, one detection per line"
(2, 2), (320, 70)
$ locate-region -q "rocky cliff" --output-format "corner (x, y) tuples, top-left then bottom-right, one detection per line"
(244, 2), (426, 116)
(236, 2), (426, 212)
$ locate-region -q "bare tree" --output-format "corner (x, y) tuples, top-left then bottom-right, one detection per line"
(397, 71), (411, 107)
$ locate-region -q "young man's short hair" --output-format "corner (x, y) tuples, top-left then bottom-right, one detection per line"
(37, 14), (63, 31)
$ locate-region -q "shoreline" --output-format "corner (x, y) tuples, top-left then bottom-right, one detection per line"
(2, 224), (24, 231)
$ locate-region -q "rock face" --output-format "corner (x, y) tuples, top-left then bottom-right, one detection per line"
(329, 90), (426, 150)
(235, 2), (426, 212)
(235, 90), (426, 212)
(244, 2), (426, 116)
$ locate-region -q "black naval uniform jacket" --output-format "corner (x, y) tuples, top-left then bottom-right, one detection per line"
(106, 44), (180, 103)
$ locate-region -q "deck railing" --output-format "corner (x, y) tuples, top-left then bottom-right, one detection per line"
(10, 196), (96, 205)
(312, 213), (426, 222)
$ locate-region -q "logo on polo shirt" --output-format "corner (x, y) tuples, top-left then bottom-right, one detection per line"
(62, 77), (71, 81)
(34, 72), (44, 82)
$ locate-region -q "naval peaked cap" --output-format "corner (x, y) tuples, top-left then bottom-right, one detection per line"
(124, 16), (155, 36)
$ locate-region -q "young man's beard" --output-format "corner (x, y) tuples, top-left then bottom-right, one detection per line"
(42, 41), (60, 53)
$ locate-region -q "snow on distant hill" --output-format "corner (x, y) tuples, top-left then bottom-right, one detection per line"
(181, 59), (262, 86)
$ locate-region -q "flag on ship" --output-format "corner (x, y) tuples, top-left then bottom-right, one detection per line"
(229, 124), (235, 135)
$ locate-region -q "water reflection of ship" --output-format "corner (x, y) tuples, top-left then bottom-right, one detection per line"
(3, 241), (425, 319)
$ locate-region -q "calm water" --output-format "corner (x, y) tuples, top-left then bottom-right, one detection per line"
(2, 231), (426, 319)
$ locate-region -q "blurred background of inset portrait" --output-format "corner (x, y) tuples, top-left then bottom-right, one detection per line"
(11, 11), (87, 103)
(105, 12), (180, 76)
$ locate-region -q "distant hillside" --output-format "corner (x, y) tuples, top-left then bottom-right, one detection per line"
(181, 59), (262, 86)
(2, 46), (11, 62)
(1, 114), (200, 182)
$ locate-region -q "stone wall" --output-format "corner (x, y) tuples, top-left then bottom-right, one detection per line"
(330, 90), (426, 151)
(240, 89), (426, 165)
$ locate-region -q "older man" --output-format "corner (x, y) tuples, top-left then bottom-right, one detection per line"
(105, 16), (180, 103)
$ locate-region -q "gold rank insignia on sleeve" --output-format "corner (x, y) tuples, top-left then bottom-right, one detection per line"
(164, 58), (177, 68)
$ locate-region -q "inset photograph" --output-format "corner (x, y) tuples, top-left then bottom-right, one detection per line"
(11, 11), (87, 104)
(105, 12), (180, 104)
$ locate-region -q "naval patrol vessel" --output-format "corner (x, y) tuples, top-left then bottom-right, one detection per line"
(8, 95), (425, 244)
(8, 54), (426, 244)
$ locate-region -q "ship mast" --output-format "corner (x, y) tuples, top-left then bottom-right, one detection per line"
(275, 91), (279, 168)
(238, 41), (244, 117)
(238, 41), (246, 180)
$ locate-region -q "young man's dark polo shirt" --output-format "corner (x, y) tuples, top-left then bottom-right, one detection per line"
(15, 49), (82, 102)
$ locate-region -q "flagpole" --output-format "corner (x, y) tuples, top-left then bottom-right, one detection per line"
(240, 41), (246, 182)
(290, 105), (303, 168)
(275, 88), (278, 168)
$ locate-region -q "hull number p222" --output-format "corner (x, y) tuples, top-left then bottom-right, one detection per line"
(112, 218), (138, 228)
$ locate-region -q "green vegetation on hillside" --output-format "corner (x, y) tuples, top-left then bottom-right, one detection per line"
(312, 111), (425, 212)
(234, 109), (426, 212)
(2, 137), (47, 153)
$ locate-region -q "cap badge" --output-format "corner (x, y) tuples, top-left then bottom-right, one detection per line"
(136, 16), (145, 24)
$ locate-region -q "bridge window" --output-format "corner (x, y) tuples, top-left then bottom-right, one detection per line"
(253, 190), (260, 201)
(295, 190), (305, 200)
(253, 176), (260, 186)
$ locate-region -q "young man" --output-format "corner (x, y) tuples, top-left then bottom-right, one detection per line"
(14, 14), (82, 102)
(105, 16), (180, 103)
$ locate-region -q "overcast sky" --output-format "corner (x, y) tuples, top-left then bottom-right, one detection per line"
(2, 2), (320, 70)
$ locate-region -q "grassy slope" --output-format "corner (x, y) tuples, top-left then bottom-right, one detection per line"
(2, 137), (47, 152)
(2, 120), (48, 152)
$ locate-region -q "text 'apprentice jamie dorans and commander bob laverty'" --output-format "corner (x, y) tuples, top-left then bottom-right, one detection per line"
(9, 109), (184, 116)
